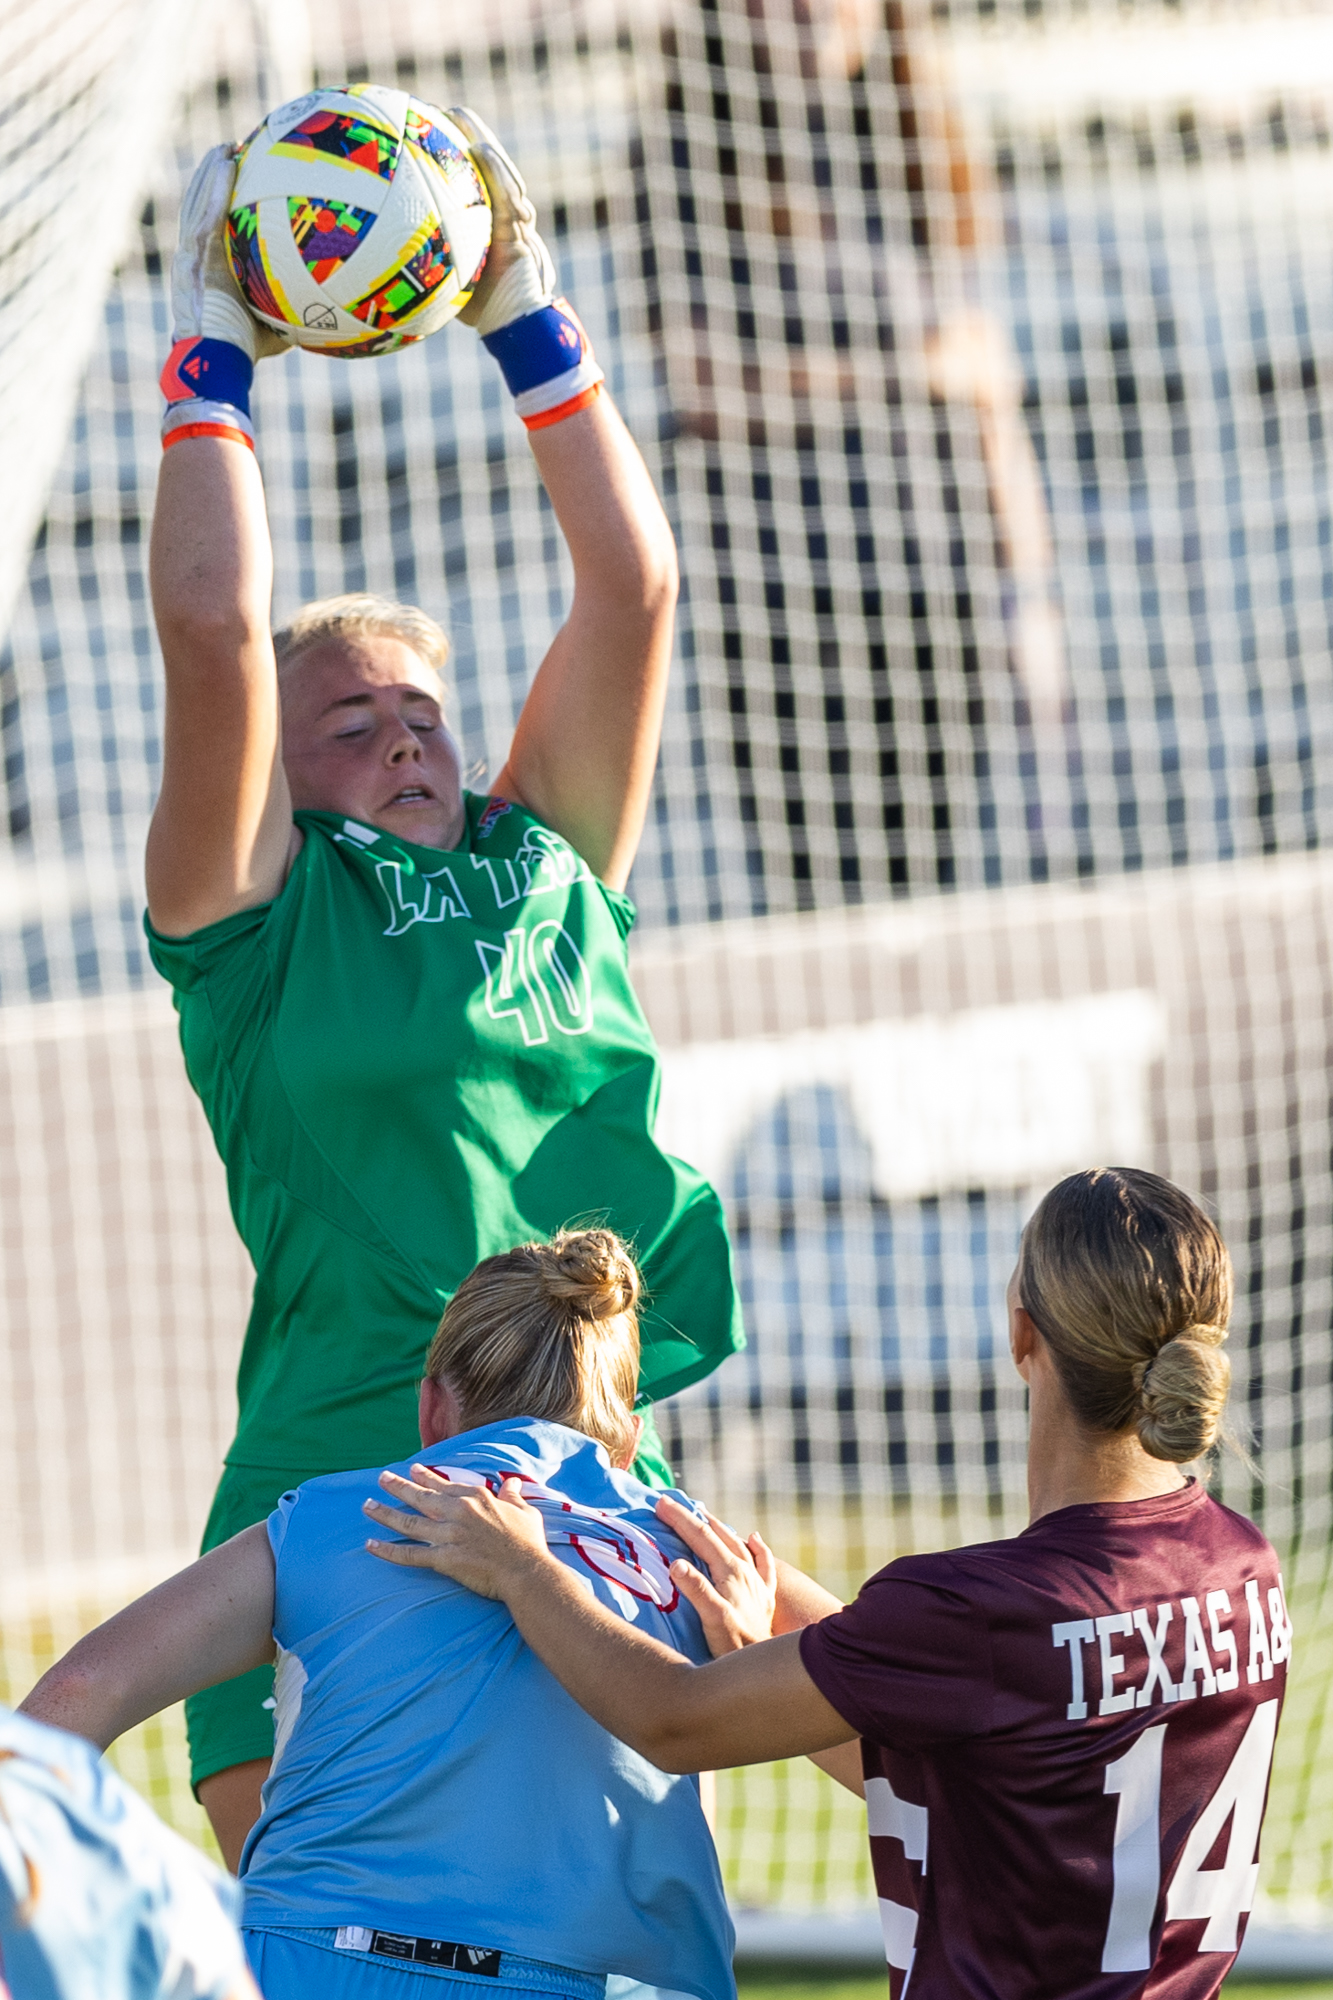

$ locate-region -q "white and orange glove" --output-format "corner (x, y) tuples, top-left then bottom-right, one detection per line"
(158, 144), (290, 451)
(449, 108), (603, 430)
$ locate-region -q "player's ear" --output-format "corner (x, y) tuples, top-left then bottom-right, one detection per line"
(419, 1375), (464, 1447)
(1008, 1266), (1038, 1380)
(1010, 1307), (1038, 1376)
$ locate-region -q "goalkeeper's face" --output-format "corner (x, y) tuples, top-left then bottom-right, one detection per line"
(280, 635), (465, 850)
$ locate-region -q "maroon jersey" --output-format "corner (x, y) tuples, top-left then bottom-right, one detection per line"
(800, 1481), (1290, 2000)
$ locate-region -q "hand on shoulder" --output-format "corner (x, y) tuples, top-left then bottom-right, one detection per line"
(363, 1466), (550, 1598)
(655, 1498), (778, 1655)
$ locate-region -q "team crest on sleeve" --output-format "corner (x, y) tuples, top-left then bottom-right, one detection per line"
(477, 796), (513, 838)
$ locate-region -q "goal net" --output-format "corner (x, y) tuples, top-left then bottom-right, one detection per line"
(0, 0), (216, 639)
(0, 0), (1329, 1929)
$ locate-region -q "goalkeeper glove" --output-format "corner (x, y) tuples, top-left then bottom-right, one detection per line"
(448, 108), (603, 431)
(159, 144), (290, 451)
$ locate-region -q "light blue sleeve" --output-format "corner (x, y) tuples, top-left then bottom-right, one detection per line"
(267, 1487), (302, 1566)
(662, 1485), (714, 1527)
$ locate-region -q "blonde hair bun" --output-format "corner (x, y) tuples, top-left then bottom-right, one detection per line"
(1135, 1330), (1232, 1463)
(425, 1228), (643, 1463)
(539, 1229), (641, 1322)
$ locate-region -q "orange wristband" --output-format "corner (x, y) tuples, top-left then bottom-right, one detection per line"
(161, 420), (255, 452)
(521, 383), (603, 432)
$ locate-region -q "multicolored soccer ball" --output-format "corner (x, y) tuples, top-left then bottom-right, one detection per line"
(225, 85), (491, 357)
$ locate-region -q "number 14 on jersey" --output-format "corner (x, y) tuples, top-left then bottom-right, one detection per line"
(1103, 1699), (1279, 1973)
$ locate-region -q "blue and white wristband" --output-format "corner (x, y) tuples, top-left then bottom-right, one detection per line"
(482, 299), (604, 430)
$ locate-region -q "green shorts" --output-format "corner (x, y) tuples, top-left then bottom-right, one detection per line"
(185, 1414), (675, 1790)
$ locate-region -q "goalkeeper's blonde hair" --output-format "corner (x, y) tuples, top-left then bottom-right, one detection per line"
(425, 1229), (642, 1464)
(273, 592), (450, 681)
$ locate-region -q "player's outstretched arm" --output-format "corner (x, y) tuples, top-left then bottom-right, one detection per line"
(146, 145), (294, 938)
(494, 400), (677, 893)
(148, 438), (291, 935)
(364, 1472), (854, 1772)
(763, 1544), (865, 1796)
(18, 1527), (276, 1750)
(451, 110), (677, 892)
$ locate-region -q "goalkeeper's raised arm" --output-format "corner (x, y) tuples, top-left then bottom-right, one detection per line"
(147, 112), (677, 937)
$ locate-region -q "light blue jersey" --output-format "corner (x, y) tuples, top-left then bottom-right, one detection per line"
(239, 1420), (735, 2000)
(0, 1707), (252, 2000)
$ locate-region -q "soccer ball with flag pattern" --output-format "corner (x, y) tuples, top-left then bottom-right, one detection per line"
(225, 84), (492, 357)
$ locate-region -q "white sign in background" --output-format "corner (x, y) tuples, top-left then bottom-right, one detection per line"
(653, 989), (1168, 1202)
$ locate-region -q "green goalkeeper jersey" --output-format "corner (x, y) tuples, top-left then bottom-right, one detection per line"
(147, 794), (743, 1476)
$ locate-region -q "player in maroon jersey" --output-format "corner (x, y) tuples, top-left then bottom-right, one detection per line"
(360, 1166), (1293, 2000)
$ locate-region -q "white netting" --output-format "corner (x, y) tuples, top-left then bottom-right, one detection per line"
(0, 0), (222, 638)
(0, 0), (1329, 1921)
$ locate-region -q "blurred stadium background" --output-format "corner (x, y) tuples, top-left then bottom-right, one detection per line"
(1, 0), (1331, 1954)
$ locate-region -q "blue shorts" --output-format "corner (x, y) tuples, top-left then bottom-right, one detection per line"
(243, 1930), (606, 2000)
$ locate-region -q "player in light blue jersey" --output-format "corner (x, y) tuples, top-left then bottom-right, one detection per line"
(0, 1706), (257, 2000)
(21, 1229), (826, 2000)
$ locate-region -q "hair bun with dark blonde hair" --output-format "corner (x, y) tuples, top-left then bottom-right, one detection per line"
(538, 1229), (641, 1323)
(1133, 1325), (1231, 1463)
(425, 1228), (643, 1464)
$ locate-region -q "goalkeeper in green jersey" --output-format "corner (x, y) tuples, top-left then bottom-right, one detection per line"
(146, 111), (744, 1868)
